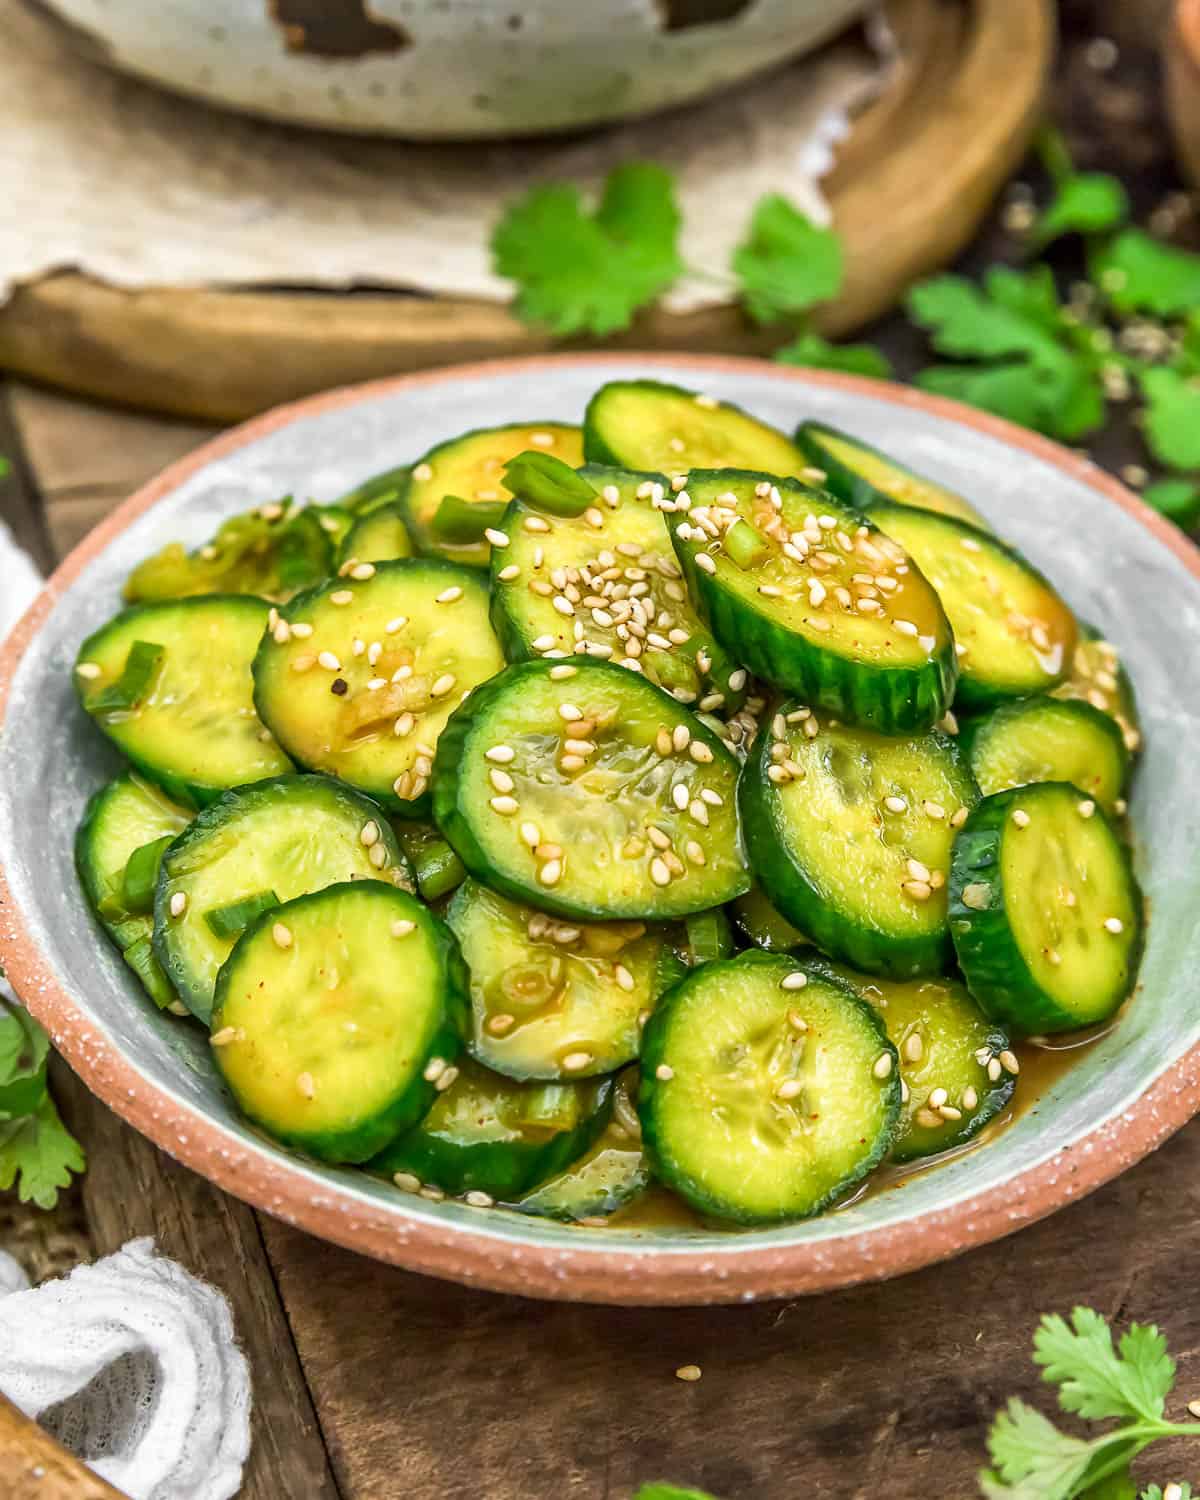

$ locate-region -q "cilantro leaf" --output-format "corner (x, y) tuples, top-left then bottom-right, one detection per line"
(773, 331), (892, 379)
(1035, 1310), (1174, 1423)
(1143, 479), (1200, 529)
(916, 358), (1103, 443)
(1032, 175), (1129, 249)
(1141, 1487), (1195, 1500)
(0, 1093), (85, 1210)
(732, 196), (843, 326)
(1137, 368), (1200, 471)
(908, 275), (1060, 361)
(1079, 1469), (1138, 1500)
(982, 1398), (1103, 1500)
(492, 163), (683, 336)
(0, 1002), (50, 1089)
(982, 265), (1069, 336)
(1090, 232), (1200, 317)
(635, 1487), (720, 1500)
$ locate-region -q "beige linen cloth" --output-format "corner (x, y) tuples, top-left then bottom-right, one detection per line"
(0, 0), (887, 311)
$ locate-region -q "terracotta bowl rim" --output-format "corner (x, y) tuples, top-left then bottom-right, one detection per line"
(1177, 0), (1200, 57)
(3, 351), (1199, 1305)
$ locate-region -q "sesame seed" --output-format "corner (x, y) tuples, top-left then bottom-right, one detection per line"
(392, 1171), (421, 1193)
(776, 1079), (803, 1100)
(419, 1185), (446, 1201)
(394, 712), (415, 738)
(903, 880), (932, 901)
(603, 484), (620, 505)
(486, 744), (515, 763)
(700, 789), (722, 807)
(1188, 1401), (1200, 1420)
(487, 1013), (515, 1035)
(562, 1051), (593, 1072)
(497, 564), (520, 582)
(613, 963), (635, 993)
(360, 820), (380, 847)
(695, 553), (717, 575)
(1078, 799), (1096, 818)
(523, 515), (551, 534)
(330, 589), (353, 605)
(928, 1087), (948, 1109)
(386, 616), (408, 634)
(368, 842), (388, 869)
(780, 972), (808, 991)
(366, 677), (387, 692)
(672, 783), (689, 810)
(539, 859), (563, 886)
(923, 801), (946, 820)
(1103, 916), (1125, 934)
(529, 431), (555, 447)
(431, 673), (456, 697)
(413, 462), (434, 481)
(950, 806), (969, 828)
(484, 528), (510, 547)
(987, 1057), (1003, 1082)
(273, 621), (291, 644)
(558, 703), (583, 722)
(519, 821), (540, 848)
(270, 921), (293, 950)
(728, 669), (748, 691)
(318, 651), (341, 671)
(1011, 809), (1030, 828)
(650, 857), (672, 887)
(903, 1034), (924, 1063)
(531, 634), (557, 652)
(464, 1190), (495, 1209)
(873, 1053), (893, 1079)
(489, 768), (515, 794)
(672, 724), (691, 751)
(915, 1109), (941, 1129)
(883, 796), (908, 814)
(210, 1027), (238, 1047)
(999, 1050), (1020, 1076)
(689, 742), (714, 764)
(296, 1072), (315, 1099)
(656, 1064), (675, 1080)
(675, 1364), (702, 1382)
(169, 892), (187, 918)
(490, 795), (519, 815)
(550, 664), (578, 680)
(938, 1105), (963, 1122)
(391, 919), (416, 938)
(436, 586), (463, 604)
(685, 840), (705, 865)
(290, 622), (314, 638)
(689, 799), (709, 827)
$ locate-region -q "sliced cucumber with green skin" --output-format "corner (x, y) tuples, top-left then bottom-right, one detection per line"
(433, 659), (748, 921)
(671, 471), (957, 734)
(1051, 622), (1142, 757)
(868, 502), (1077, 709)
(403, 423), (584, 568)
(821, 964), (1013, 1163)
(739, 709), (979, 977)
(729, 885), (809, 953)
(583, 380), (805, 477)
(794, 422), (990, 529)
(962, 695), (1129, 813)
(447, 878), (682, 1080)
(75, 595), (290, 808)
(335, 464), (411, 517)
(154, 774), (412, 1023)
(949, 782), (1143, 1035)
(394, 822), (467, 902)
(489, 465), (747, 712)
(369, 1057), (612, 1199)
(337, 504), (414, 570)
(253, 559), (505, 816)
(124, 501), (333, 605)
(639, 952), (900, 1224)
(211, 881), (467, 1164)
(514, 1079), (649, 1222)
(75, 772), (190, 1009)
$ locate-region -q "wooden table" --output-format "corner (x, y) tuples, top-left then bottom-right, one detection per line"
(4, 5), (1200, 1497)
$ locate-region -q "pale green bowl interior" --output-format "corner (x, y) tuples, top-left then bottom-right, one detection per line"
(2, 358), (1196, 1278)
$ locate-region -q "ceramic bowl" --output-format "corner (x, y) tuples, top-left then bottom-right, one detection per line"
(31, 0), (871, 139)
(3, 354), (1199, 1306)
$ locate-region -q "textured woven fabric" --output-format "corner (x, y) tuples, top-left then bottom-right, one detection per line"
(0, 1238), (251, 1500)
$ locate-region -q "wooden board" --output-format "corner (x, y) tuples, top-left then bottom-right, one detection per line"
(0, 0), (1051, 423)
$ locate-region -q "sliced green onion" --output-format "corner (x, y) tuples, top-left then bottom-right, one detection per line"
(431, 495), (509, 544)
(723, 518), (771, 570)
(413, 839), (467, 901)
(683, 909), (734, 966)
(122, 935), (177, 1009)
(87, 641), (165, 716)
(501, 452), (597, 516)
(506, 1082), (584, 1134)
(204, 889), (281, 940)
(121, 834), (174, 915)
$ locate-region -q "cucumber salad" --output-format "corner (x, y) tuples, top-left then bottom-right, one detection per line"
(72, 382), (1145, 1229)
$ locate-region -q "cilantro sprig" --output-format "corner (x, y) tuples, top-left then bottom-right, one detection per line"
(0, 992), (85, 1210)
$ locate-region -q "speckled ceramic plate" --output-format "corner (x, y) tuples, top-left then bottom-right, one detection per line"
(2, 355), (1197, 1305)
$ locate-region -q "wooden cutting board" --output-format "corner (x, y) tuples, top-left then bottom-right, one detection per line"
(0, 0), (1051, 424)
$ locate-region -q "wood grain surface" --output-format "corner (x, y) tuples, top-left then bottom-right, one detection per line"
(0, 0), (1052, 422)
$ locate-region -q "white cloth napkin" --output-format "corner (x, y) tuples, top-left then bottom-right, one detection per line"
(0, 530), (253, 1498)
(0, 1239), (251, 1500)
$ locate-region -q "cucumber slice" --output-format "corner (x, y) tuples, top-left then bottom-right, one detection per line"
(949, 782), (1143, 1034)
(403, 423), (584, 568)
(1051, 622), (1142, 756)
(826, 966), (1014, 1163)
(740, 709), (979, 977)
(639, 953), (900, 1224)
(729, 885), (809, 953)
(124, 501), (333, 604)
(432, 659), (748, 921)
(211, 881), (467, 1164)
(75, 595), (291, 808)
(337, 504), (414, 570)
(447, 878), (681, 1079)
(868, 502), (1078, 709)
(369, 1057), (612, 1199)
(336, 464), (411, 517)
(584, 380), (805, 476)
(252, 559), (505, 817)
(514, 1072), (649, 1222)
(154, 774), (412, 1023)
(75, 772), (190, 1009)
(794, 422), (990, 529)
(394, 822), (467, 902)
(489, 465), (748, 711)
(671, 471), (956, 734)
(963, 695), (1129, 813)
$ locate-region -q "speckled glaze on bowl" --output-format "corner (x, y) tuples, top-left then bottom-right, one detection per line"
(3, 355), (1199, 1306)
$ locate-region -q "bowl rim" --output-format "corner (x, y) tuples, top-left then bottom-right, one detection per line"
(3, 350), (1199, 1305)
